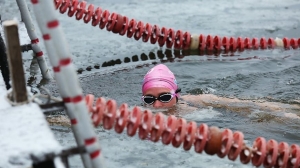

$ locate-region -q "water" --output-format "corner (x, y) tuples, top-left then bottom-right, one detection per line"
(42, 47), (300, 167)
(2, 0), (300, 167)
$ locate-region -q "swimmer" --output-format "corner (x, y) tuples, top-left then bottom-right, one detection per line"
(141, 64), (300, 118)
(142, 63), (180, 108)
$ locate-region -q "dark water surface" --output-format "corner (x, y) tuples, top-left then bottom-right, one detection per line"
(2, 0), (300, 167)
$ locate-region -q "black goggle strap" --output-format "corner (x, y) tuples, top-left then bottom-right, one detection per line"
(173, 88), (181, 97)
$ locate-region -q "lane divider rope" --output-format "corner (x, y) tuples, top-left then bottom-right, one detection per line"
(85, 94), (300, 168)
(54, 0), (300, 51)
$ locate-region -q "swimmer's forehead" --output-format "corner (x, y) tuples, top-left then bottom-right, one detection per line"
(143, 87), (173, 95)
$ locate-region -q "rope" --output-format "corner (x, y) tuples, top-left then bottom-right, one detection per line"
(85, 94), (300, 168)
(54, 0), (300, 51)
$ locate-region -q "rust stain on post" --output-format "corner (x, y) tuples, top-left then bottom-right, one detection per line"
(3, 20), (28, 103)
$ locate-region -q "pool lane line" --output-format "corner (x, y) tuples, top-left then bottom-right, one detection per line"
(54, 0), (300, 51)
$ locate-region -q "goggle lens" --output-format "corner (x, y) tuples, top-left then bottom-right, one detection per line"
(159, 94), (172, 102)
(143, 97), (155, 104)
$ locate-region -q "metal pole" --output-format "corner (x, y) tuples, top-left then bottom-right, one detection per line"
(16, 0), (52, 79)
(30, 1), (105, 168)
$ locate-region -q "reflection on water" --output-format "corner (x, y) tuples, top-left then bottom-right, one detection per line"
(102, 49), (285, 67)
(72, 48), (293, 74)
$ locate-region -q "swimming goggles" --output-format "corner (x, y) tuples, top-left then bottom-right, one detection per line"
(142, 93), (175, 105)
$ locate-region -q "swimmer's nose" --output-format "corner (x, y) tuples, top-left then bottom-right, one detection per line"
(153, 100), (163, 108)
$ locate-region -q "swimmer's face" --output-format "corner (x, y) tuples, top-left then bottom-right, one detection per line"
(142, 87), (177, 108)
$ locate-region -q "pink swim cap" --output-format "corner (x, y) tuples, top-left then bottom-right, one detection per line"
(142, 64), (179, 97)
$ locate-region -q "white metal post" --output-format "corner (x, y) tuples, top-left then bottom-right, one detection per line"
(30, 0), (105, 168)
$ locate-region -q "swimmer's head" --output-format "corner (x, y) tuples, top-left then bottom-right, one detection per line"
(142, 64), (180, 108)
